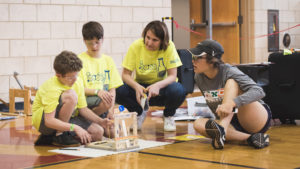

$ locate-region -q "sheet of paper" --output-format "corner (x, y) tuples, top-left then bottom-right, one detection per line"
(49, 139), (171, 157)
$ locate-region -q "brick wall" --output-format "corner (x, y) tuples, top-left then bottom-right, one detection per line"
(0, 0), (171, 102)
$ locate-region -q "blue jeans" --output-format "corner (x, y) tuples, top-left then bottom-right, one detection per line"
(116, 82), (186, 117)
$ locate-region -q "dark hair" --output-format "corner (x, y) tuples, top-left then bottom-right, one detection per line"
(82, 21), (104, 40)
(142, 20), (169, 50)
(205, 54), (224, 68)
(54, 51), (82, 75)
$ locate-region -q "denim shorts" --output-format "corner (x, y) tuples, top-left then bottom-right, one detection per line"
(230, 103), (272, 134)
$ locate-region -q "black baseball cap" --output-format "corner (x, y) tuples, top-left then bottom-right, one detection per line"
(188, 39), (224, 59)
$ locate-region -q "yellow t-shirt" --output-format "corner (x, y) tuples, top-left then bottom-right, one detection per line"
(122, 38), (182, 84)
(32, 76), (87, 130)
(78, 52), (123, 90)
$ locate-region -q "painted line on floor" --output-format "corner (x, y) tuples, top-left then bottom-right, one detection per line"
(23, 157), (90, 169)
(139, 151), (266, 169)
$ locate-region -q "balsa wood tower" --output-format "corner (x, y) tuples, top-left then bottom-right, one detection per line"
(86, 106), (139, 151)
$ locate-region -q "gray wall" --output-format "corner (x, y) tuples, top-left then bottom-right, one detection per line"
(172, 0), (190, 49)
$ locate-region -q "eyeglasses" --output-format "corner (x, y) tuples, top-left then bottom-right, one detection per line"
(191, 52), (207, 61)
(63, 74), (78, 81)
(85, 40), (102, 47)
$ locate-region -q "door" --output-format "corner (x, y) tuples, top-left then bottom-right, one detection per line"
(190, 0), (240, 64)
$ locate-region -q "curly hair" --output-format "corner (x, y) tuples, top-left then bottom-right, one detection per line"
(82, 21), (104, 40)
(53, 51), (82, 75)
(142, 20), (169, 50)
(205, 54), (224, 68)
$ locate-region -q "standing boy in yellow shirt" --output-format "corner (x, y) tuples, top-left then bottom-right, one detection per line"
(32, 51), (112, 146)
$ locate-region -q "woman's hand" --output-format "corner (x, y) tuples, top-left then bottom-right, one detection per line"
(135, 84), (146, 105)
(216, 100), (236, 118)
(146, 83), (160, 99)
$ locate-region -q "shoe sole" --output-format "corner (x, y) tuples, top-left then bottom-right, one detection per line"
(205, 120), (224, 149)
(251, 134), (270, 149)
(34, 135), (53, 145)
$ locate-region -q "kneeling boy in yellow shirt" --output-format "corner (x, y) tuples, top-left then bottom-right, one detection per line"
(32, 51), (112, 146)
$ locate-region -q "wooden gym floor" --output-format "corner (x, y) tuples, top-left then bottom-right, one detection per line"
(1, 105), (300, 169)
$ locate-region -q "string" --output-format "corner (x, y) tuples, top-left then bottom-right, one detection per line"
(172, 20), (300, 41)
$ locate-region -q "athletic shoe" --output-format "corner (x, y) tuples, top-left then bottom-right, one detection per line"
(247, 133), (270, 149)
(52, 132), (80, 147)
(34, 134), (53, 145)
(205, 119), (226, 149)
(164, 116), (176, 132)
(137, 110), (147, 130)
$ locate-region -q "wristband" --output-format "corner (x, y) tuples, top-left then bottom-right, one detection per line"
(94, 89), (99, 96)
(70, 123), (74, 131)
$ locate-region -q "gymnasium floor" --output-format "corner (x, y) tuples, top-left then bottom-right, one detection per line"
(0, 110), (300, 169)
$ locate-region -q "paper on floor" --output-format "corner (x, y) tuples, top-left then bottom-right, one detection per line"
(49, 139), (171, 158)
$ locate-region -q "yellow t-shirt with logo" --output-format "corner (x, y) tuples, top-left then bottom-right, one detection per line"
(78, 52), (123, 90)
(32, 76), (87, 130)
(122, 38), (182, 84)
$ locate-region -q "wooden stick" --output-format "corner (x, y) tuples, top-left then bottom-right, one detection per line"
(0, 99), (9, 107)
(0, 112), (19, 116)
(108, 127), (110, 139)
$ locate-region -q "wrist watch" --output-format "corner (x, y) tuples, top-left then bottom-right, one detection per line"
(94, 89), (99, 96)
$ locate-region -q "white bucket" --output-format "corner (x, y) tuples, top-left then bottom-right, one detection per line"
(186, 96), (214, 118)
(186, 96), (205, 116)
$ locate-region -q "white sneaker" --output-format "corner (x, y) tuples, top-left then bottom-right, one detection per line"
(164, 116), (176, 132)
(137, 110), (147, 130)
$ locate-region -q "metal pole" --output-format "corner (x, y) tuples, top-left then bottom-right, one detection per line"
(162, 17), (174, 41)
(206, 0), (212, 39)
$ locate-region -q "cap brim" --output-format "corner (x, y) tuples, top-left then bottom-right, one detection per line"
(187, 49), (207, 58)
(188, 47), (204, 55)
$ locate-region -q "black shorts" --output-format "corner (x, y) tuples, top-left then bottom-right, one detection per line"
(230, 103), (272, 134)
(39, 95), (92, 136)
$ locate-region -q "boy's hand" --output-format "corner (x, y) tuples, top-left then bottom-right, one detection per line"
(99, 118), (114, 128)
(98, 90), (113, 105)
(74, 125), (92, 144)
(107, 111), (114, 120)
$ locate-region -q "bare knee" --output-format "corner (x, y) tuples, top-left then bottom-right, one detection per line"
(101, 101), (112, 111)
(61, 89), (78, 106)
(88, 123), (104, 141)
(93, 101), (113, 115)
(193, 118), (209, 136)
(237, 102), (268, 133)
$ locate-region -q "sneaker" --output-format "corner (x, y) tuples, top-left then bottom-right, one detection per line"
(52, 132), (80, 147)
(34, 134), (53, 145)
(164, 116), (176, 132)
(137, 110), (147, 130)
(205, 119), (226, 149)
(247, 133), (269, 149)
